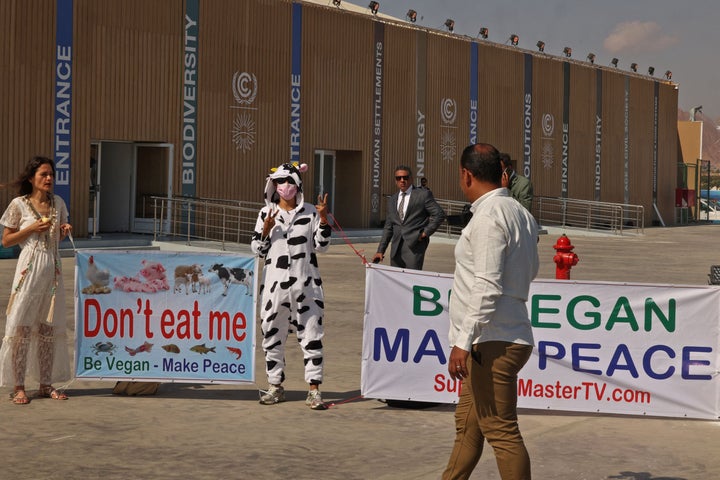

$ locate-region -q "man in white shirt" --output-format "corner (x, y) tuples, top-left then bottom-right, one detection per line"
(442, 143), (539, 480)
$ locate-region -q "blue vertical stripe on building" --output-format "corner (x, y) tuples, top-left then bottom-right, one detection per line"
(522, 54), (532, 178)
(289, 3), (302, 162)
(469, 42), (478, 145)
(54, 0), (73, 210)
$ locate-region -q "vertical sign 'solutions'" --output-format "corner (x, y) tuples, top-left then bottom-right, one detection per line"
(54, 0), (73, 209)
(523, 54), (533, 178)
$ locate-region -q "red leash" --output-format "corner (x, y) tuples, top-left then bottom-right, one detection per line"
(328, 213), (370, 265)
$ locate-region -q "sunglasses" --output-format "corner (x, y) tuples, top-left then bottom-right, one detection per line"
(274, 177), (296, 185)
(395, 175), (410, 181)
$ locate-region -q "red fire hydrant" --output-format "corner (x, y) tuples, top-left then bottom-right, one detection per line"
(553, 234), (579, 280)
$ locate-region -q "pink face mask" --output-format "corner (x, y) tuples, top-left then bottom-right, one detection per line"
(276, 183), (298, 201)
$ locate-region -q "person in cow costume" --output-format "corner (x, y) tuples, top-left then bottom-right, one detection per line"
(251, 162), (331, 410)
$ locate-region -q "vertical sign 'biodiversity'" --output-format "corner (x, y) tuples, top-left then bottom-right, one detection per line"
(183, 0), (199, 198)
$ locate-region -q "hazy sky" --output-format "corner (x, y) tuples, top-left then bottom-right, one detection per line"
(366, 0), (718, 121)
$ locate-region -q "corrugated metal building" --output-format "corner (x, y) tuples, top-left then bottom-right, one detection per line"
(0, 0), (679, 237)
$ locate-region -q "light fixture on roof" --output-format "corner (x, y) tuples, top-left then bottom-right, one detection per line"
(647, 66), (655, 76)
(611, 57), (619, 68)
(444, 18), (455, 32)
(664, 70), (672, 80)
(368, 1), (379, 15)
(563, 47), (572, 57)
(630, 63), (638, 73)
(509, 34), (519, 46)
(586, 53), (596, 64)
(536, 41), (545, 52)
(478, 27), (489, 39)
(406, 9), (417, 22)
(332, 0), (341, 6)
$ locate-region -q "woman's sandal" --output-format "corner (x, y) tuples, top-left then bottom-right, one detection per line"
(10, 390), (30, 405)
(38, 386), (68, 400)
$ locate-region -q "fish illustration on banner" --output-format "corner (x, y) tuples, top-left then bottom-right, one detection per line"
(74, 250), (257, 384)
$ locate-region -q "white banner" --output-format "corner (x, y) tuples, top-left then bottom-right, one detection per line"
(361, 264), (720, 420)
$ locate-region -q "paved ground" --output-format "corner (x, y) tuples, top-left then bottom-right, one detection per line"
(1, 224), (719, 479)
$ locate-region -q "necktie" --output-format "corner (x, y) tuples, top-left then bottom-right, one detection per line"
(398, 192), (406, 222)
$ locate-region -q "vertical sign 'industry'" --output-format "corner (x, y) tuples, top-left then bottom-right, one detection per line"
(523, 54), (533, 178)
(290, 3), (302, 163)
(624, 77), (630, 204)
(370, 22), (384, 224)
(594, 70), (603, 201)
(54, 0), (73, 208)
(182, 0), (199, 197)
(652, 82), (659, 204)
(469, 42), (478, 145)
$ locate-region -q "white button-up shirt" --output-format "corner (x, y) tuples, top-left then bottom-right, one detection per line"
(448, 188), (539, 351)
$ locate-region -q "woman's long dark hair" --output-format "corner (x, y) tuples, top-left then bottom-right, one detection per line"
(9, 156), (56, 196)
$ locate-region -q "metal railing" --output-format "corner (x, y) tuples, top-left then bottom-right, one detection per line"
(151, 194), (644, 248)
(438, 196), (645, 236)
(533, 196), (644, 234)
(435, 198), (473, 236)
(151, 196), (264, 250)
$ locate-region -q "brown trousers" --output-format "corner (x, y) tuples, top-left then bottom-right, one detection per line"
(442, 341), (533, 480)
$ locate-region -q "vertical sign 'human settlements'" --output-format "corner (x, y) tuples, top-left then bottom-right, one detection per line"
(183, 0), (198, 197)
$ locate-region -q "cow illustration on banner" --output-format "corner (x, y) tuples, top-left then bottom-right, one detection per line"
(75, 250), (257, 384)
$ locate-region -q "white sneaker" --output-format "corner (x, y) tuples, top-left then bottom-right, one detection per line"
(259, 385), (285, 405)
(306, 389), (327, 410)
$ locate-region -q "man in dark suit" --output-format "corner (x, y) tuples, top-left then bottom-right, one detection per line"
(372, 165), (446, 270)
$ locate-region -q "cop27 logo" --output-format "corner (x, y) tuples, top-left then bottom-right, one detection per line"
(441, 98), (457, 125)
(231, 71), (258, 153)
(440, 98), (457, 162)
(232, 72), (257, 105)
(541, 113), (555, 169)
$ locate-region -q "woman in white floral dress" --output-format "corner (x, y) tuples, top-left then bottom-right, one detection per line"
(0, 156), (73, 404)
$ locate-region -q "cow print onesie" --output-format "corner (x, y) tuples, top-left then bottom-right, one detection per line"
(251, 163), (331, 386)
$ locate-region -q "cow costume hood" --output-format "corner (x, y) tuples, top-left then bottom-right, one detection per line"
(263, 162), (307, 208)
